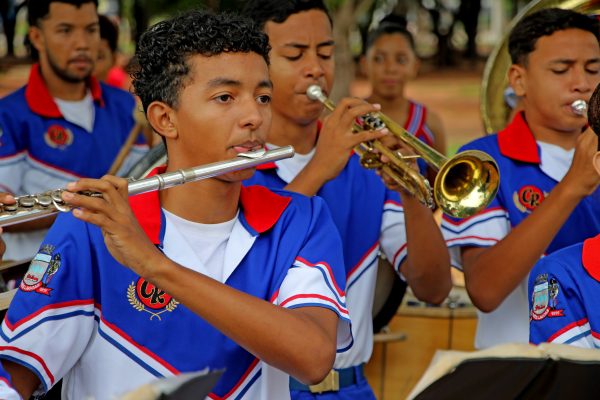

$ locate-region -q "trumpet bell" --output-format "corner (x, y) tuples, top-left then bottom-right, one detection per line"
(434, 150), (500, 219)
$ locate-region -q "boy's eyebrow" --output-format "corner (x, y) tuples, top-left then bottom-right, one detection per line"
(205, 78), (273, 90)
(549, 58), (600, 64)
(258, 79), (273, 89)
(206, 78), (242, 89)
(283, 40), (335, 49)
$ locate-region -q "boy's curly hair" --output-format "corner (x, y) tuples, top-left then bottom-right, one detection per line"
(131, 10), (271, 112)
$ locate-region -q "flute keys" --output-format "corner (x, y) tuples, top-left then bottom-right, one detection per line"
(18, 196), (36, 208)
(37, 195), (52, 207)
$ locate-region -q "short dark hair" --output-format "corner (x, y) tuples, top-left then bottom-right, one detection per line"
(131, 10), (271, 113)
(508, 8), (600, 65)
(589, 83), (600, 149)
(27, 0), (98, 27)
(242, 0), (332, 30)
(366, 14), (415, 54)
(99, 14), (118, 53)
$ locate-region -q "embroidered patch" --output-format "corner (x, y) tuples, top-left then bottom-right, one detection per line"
(20, 244), (61, 295)
(513, 185), (545, 213)
(127, 278), (178, 320)
(531, 274), (564, 321)
(44, 125), (73, 149)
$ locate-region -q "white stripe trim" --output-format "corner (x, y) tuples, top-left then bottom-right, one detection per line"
(0, 347), (53, 388)
(550, 322), (591, 344)
(347, 245), (379, 287)
(2, 302), (95, 339)
(25, 154), (82, 181)
(442, 208), (509, 232)
(95, 309), (177, 378)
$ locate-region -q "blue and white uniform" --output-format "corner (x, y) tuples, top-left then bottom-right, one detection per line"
(442, 112), (600, 348)
(0, 363), (19, 399)
(529, 234), (600, 348)
(246, 143), (408, 399)
(0, 171), (352, 400)
(0, 64), (148, 261)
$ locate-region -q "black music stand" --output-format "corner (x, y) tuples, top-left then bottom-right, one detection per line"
(118, 369), (224, 400)
(408, 343), (600, 400)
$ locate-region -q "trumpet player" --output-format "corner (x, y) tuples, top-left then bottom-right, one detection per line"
(529, 83), (600, 348)
(0, 10), (352, 399)
(441, 8), (600, 349)
(243, 1), (452, 398)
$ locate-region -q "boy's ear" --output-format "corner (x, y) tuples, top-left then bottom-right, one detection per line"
(593, 151), (600, 176)
(28, 26), (44, 54)
(146, 101), (178, 140)
(508, 64), (526, 97)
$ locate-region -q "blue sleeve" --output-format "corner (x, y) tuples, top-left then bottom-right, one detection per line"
(0, 213), (97, 392)
(277, 196), (353, 352)
(529, 255), (592, 347)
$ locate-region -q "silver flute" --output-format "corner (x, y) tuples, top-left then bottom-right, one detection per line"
(0, 146), (295, 228)
(571, 99), (588, 116)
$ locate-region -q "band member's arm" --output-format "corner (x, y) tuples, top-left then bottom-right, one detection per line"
(378, 143), (451, 305)
(462, 128), (600, 312)
(1, 361), (38, 399)
(284, 98), (387, 196)
(62, 177), (348, 385)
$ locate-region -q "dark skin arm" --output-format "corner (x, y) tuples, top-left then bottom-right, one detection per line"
(378, 139), (452, 305)
(462, 128), (600, 312)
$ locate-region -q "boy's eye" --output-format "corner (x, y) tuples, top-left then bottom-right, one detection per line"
(257, 95), (271, 105)
(215, 94), (233, 103)
(284, 54), (302, 61)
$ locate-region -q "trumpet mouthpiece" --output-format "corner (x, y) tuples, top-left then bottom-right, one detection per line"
(571, 99), (588, 116)
(306, 85), (325, 102)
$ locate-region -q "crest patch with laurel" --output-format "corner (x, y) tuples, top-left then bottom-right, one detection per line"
(127, 278), (178, 321)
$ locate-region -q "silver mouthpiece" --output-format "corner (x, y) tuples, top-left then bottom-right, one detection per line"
(306, 85), (327, 102)
(571, 99), (588, 116)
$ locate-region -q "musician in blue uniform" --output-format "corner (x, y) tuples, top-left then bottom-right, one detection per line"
(0, 0), (147, 262)
(441, 8), (600, 349)
(243, 1), (451, 398)
(529, 83), (600, 348)
(0, 10), (351, 399)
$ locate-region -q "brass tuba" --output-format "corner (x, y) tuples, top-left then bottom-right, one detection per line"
(306, 86), (500, 219)
(481, 0), (600, 134)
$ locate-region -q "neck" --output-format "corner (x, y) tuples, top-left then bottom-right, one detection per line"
(524, 112), (582, 150)
(159, 176), (241, 224)
(267, 112), (319, 155)
(39, 62), (88, 101)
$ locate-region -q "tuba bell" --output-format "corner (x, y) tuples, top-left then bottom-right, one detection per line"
(481, 0), (600, 134)
(306, 85), (500, 219)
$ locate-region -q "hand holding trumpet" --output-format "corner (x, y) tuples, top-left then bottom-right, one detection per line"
(312, 97), (389, 181)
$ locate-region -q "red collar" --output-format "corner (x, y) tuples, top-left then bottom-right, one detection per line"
(25, 63), (104, 118)
(497, 112), (540, 164)
(256, 121), (323, 171)
(129, 166), (291, 244)
(582, 234), (600, 282)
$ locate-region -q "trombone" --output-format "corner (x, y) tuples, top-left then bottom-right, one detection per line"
(306, 85), (500, 218)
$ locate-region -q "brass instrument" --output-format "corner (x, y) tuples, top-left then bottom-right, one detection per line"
(306, 85), (499, 218)
(481, 0), (600, 134)
(0, 146), (295, 227)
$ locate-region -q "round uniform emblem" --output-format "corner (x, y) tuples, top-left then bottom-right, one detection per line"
(128, 278), (178, 321)
(516, 185), (545, 211)
(44, 125), (73, 149)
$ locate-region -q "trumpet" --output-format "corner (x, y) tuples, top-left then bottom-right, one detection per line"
(306, 85), (500, 218)
(0, 146), (295, 227)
